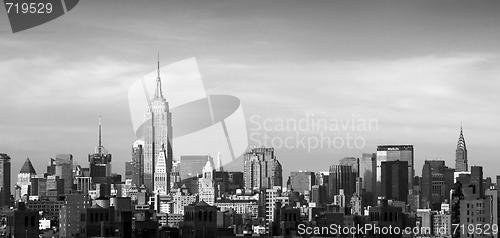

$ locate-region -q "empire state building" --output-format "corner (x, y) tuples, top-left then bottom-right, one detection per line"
(143, 58), (173, 191)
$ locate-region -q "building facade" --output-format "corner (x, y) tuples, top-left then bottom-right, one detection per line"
(143, 60), (173, 192)
(376, 145), (414, 198)
(243, 147), (282, 191)
(455, 127), (468, 172)
(0, 153), (11, 208)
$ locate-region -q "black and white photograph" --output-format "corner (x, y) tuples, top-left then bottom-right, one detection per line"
(1, 1), (500, 237)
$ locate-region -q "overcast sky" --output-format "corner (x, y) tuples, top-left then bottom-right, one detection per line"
(1, 0), (500, 187)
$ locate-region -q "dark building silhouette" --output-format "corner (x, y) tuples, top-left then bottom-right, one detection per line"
(470, 166), (484, 198)
(131, 140), (144, 187)
(271, 205), (302, 236)
(180, 201), (217, 238)
(368, 199), (404, 238)
(89, 117), (112, 184)
(421, 160), (455, 209)
(311, 184), (328, 206)
(381, 160), (408, 202)
(329, 165), (356, 200)
(0, 153), (11, 208)
(59, 194), (90, 238)
(227, 171), (243, 193)
(376, 145), (414, 199)
(4, 202), (39, 237)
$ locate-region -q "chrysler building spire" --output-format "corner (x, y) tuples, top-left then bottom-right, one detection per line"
(455, 125), (468, 172)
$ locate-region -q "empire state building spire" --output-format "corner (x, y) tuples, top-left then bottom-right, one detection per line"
(154, 53), (163, 98)
(455, 125), (468, 172)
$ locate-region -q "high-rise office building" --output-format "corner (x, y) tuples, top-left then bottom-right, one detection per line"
(17, 158), (37, 199)
(143, 58), (173, 191)
(339, 157), (359, 174)
(46, 158), (56, 176)
(455, 127), (468, 172)
(289, 171), (315, 195)
(59, 194), (90, 238)
(359, 153), (376, 192)
(227, 171), (243, 193)
(125, 161), (133, 181)
(131, 139), (144, 187)
(55, 154), (73, 194)
(421, 160), (455, 209)
(89, 117), (112, 184)
(243, 147), (282, 191)
(470, 166), (484, 198)
(380, 160), (408, 202)
(328, 165), (356, 199)
(376, 145), (414, 197)
(0, 153), (11, 208)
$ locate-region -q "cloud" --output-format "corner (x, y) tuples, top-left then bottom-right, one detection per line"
(198, 54), (500, 175)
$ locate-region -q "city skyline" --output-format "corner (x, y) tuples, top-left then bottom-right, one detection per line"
(2, 0), (500, 187)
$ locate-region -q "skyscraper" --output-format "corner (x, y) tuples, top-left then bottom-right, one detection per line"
(376, 145), (414, 197)
(17, 158), (36, 199)
(455, 127), (468, 172)
(328, 165), (356, 199)
(55, 154), (73, 194)
(421, 160), (454, 209)
(470, 166), (483, 198)
(243, 147), (282, 191)
(88, 117), (112, 184)
(289, 171), (315, 195)
(0, 153), (11, 208)
(198, 158), (216, 205)
(131, 139), (144, 187)
(359, 153), (376, 193)
(143, 57), (173, 191)
(339, 157), (359, 174)
(380, 160), (408, 202)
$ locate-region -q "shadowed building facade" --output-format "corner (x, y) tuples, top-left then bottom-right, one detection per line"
(376, 145), (414, 199)
(381, 160), (408, 202)
(89, 117), (112, 185)
(0, 153), (11, 208)
(328, 165), (356, 200)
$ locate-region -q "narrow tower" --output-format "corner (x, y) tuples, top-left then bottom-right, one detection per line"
(455, 126), (468, 172)
(89, 116), (112, 184)
(143, 55), (173, 192)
